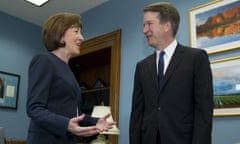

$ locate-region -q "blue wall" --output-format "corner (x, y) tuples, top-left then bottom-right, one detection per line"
(0, 12), (44, 140)
(0, 0), (240, 143)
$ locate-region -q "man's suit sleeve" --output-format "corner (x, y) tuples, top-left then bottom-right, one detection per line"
(192, 50), (213, 144)
(130, 63), (144, 144)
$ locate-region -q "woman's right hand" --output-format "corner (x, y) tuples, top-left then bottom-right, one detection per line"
(67, 114), (100, 137)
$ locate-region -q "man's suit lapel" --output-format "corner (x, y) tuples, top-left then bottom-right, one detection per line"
(162, 44), (185, 88)
(147, 53), (160, 90)
(147, 44), (185, 91)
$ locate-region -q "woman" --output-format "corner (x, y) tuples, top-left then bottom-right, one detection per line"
(26, 12), (114, 144)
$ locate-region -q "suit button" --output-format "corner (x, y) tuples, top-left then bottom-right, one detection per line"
(157, 107), (161, 111)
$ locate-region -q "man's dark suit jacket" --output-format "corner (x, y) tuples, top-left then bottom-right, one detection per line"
(27, 53), (98, 144)
(130, 44), (213, 144)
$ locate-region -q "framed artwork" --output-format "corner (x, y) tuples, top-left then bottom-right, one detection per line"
(211, 56), (240, 116)
(0, 71), (20, 109)
(188, 0), (240, 54)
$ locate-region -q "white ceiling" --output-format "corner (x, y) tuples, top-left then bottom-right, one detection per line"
(0, 0), (108, 26)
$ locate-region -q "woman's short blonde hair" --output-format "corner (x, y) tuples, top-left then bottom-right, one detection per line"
(42, 12), (82, 51)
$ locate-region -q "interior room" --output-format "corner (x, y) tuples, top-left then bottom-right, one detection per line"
(1, 0), (240, 144)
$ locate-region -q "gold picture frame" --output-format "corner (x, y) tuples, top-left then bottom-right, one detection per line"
(188, 0), (240, 54)
(211, 56), (240, 116)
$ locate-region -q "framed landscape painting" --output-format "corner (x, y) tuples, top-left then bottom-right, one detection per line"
(188, 0), (240, 54)
(211, 56), (240, 116)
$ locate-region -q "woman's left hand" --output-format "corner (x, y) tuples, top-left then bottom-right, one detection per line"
(96, 113), (116, 132)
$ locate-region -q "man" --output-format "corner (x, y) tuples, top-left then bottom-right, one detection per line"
(129, 2), (213, 144)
